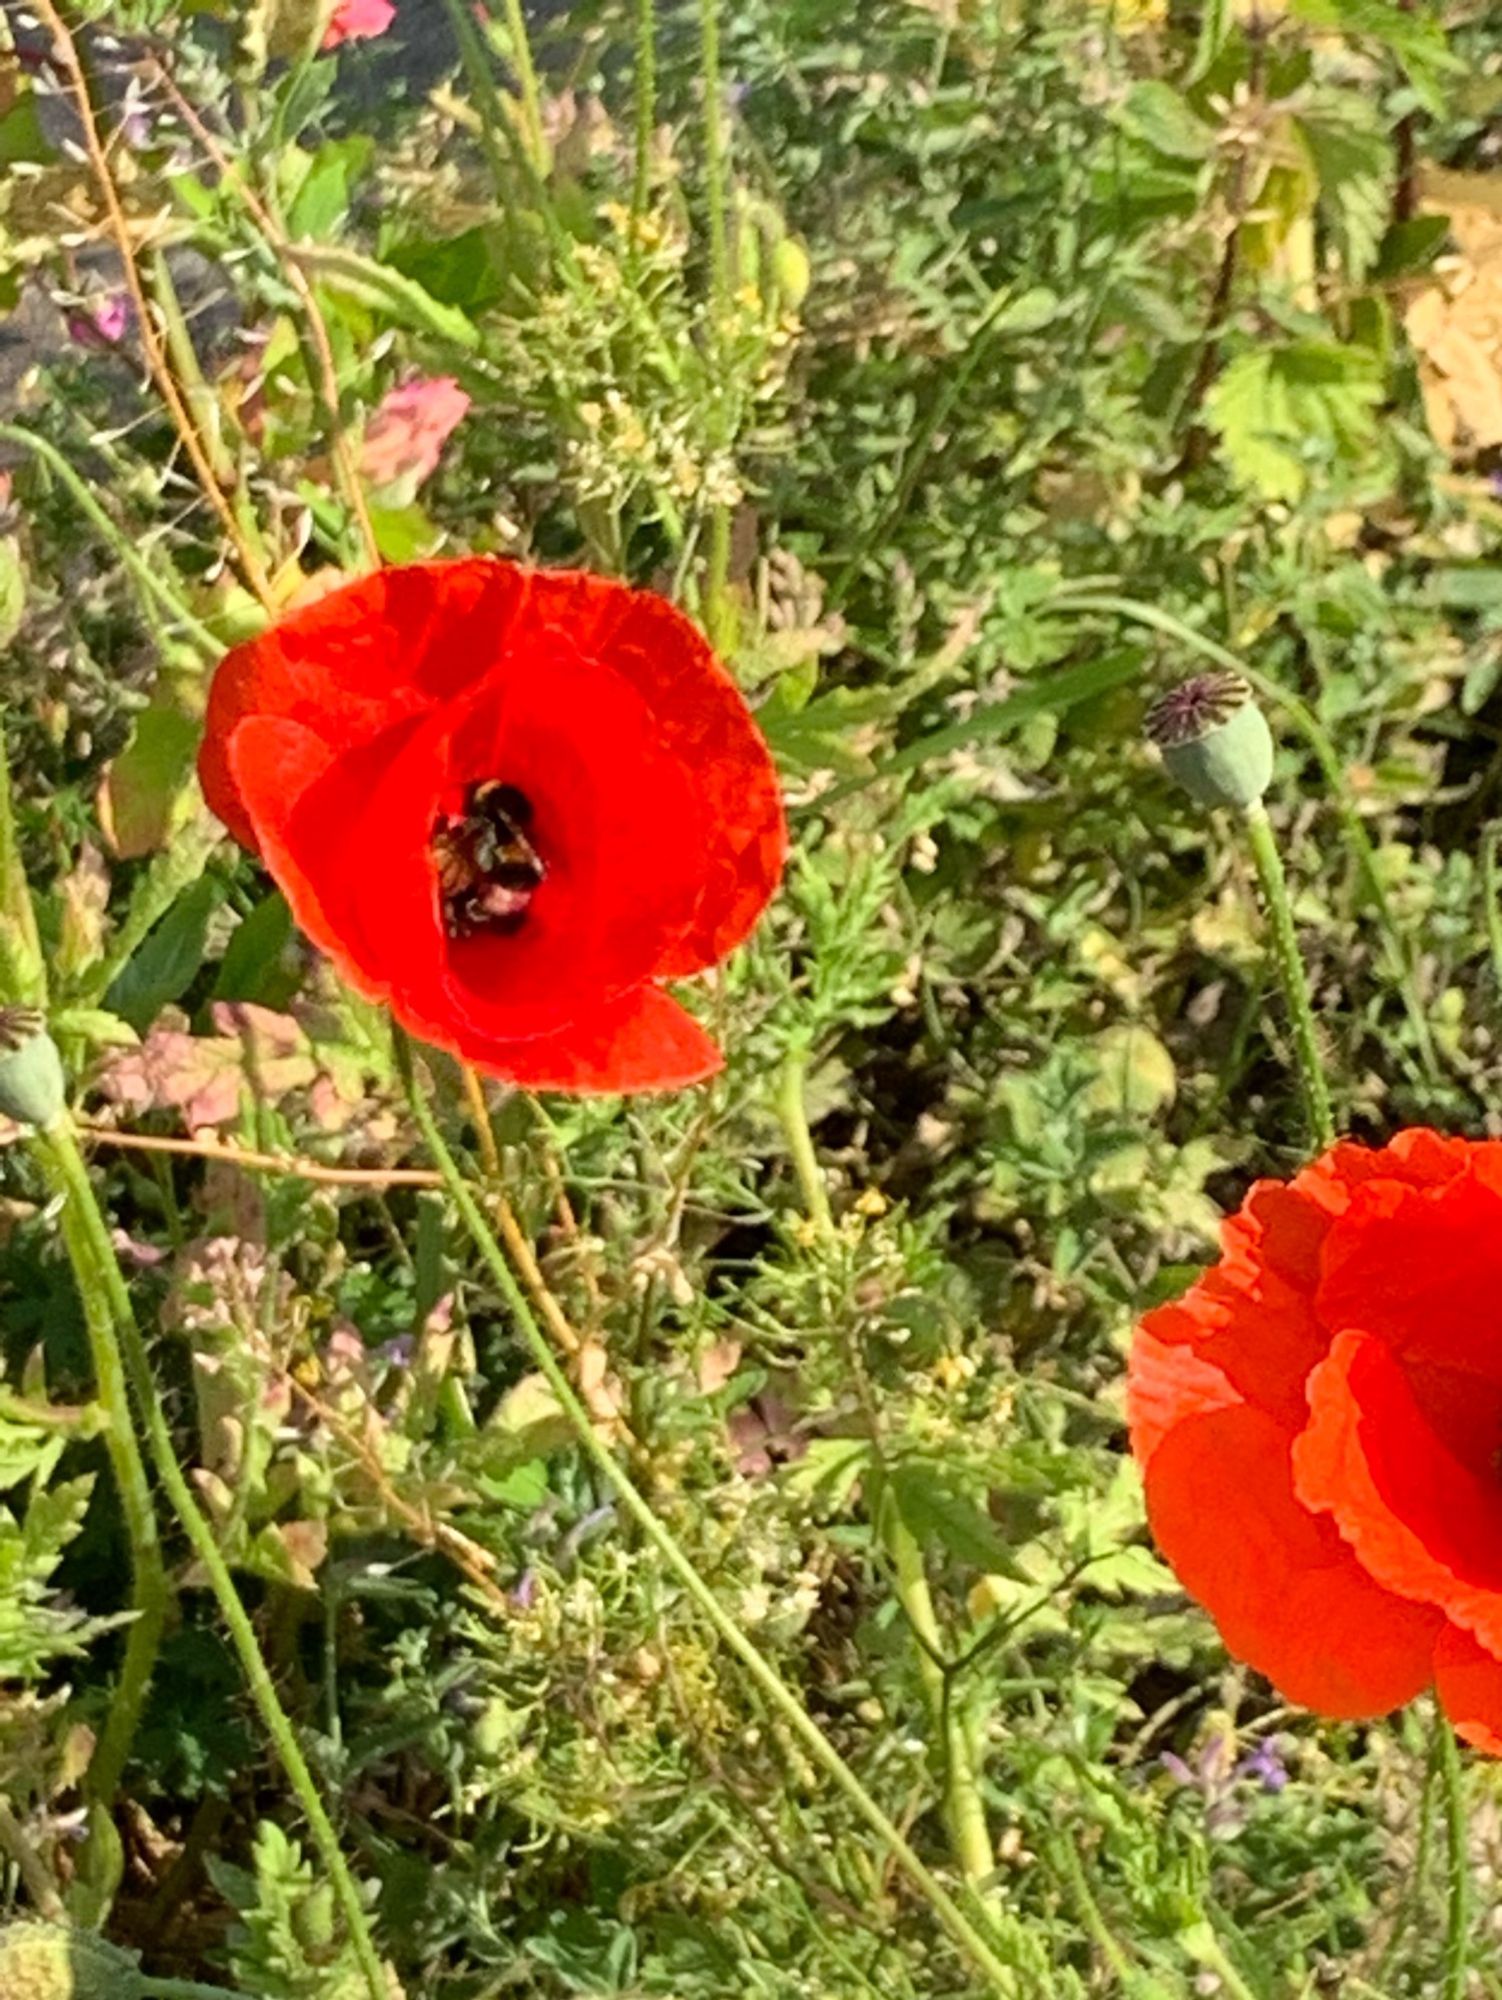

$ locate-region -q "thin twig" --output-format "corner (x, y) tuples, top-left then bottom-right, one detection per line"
(29, 0), (273, 606)
(79, 1124), (444, 1189)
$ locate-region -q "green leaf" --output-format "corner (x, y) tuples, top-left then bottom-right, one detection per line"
(212, 891), (299, 1008)
(889, 1460), (1022, 1576)
(1288, 0), (1461, 114)
(284, 136), (373, 240)
(1295, 95), (1395, 283)
(98, 699), (201, 859)
(0, 536), (24, 649)
(1112, 82), (1217, 164)
(1206, 338), (1383, 502)
(383, 224), (512, 312)
(292, 244), (483, 348)
(243, 0), (336, 68)
(0, 70), (52, 168)
(105, 874), (224, 1033)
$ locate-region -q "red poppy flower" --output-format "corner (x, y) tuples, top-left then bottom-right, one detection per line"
(198, 560), (786, 1092)
(1129, 1130), (1502, 1751)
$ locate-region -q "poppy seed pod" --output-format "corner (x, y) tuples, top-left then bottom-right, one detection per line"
(0, 1923), (142, 2000)
(1145, 672), (1273, 814)
(0, 1008), (66, 1128)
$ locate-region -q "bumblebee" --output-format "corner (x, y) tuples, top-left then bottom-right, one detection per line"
(432, 780), (546, 940)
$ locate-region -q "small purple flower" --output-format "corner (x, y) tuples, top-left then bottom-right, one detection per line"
(1235, 1739), (1289, 1793)
(512, 1567), (537, 1610)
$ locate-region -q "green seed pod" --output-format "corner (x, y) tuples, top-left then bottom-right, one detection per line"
(769, 236), (811, 311)
(291, 1881), (341, 1958)
(0, 1923), (142, 2000)
(1145, 671), (1273, 813)
(0, 1009), (66, 1128)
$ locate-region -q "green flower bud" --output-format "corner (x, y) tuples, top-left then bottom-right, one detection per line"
(1146, 672), (1273, 813)
(0, 1008), (66, 1127)
(291, 1881), (340, 1957)
(770, 237), (811, 310)
(0, 1923), (142, 2000)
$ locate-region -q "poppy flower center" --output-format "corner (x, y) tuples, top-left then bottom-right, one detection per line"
(431, 780), (546, 940)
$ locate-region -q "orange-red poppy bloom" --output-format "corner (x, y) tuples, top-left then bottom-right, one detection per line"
(199, 560), (786, 1093)
(1129, 1129), (1502, 1752)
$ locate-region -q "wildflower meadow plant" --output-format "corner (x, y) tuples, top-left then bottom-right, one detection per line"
(1, 0), (1501, 1996)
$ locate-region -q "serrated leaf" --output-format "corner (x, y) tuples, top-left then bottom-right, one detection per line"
(1296, 95), (1396, 283)
(1206, 339), (1383, 501)
(889, 1460), (1022, 1577)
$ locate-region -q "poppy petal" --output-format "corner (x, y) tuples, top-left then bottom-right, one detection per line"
(1294, 1330), (1502, 1656)
(438, 639), (706, 1028)
(529, 573), (787, 971)
(1129, 1260), (1326, 1466)
(202, 562), (529, 851)
(229, 708), (463, 1014)
(1317, 1159), (1502, 1376)
(440, 982), (723, 1094)
(1435, 1623), (1502, 1756)
(1143, 1404), (1443, 1718)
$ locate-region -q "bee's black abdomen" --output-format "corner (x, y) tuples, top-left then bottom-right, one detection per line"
(477, 781), (534, 827)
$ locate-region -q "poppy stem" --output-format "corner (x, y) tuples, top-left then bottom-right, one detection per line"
(1437, 1711), (1470, 2000)
(33, 1124), (169, 1834)
(399, 1035), (1026, 1999)
(1241, 801), (1336, 1154)
(1051, 589), (1440, 1085)
(37, 1119), (395, 2000)
(631, 0), (658, 223)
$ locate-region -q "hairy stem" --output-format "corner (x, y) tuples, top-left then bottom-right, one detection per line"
(696, 0), (735, 652)
(41, 1121), (393, 2000)
(632, 0), (658, 220)
(1051, 589), (1440, 1083)
(34, 1127), (169, 1817)
(1242, 802), (1335, 1154)
(1438, 1712), (1470, 2000)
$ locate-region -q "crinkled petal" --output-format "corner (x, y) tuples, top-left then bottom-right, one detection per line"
(438, 640), (705, 1031)
(506, 570), (786, 972)
(1317, 1158), (1502, 1468)
(1143, 1404), (1443, 1718)
(202, 562), (528, 851)
(1435, 1624), (1502, 1756)
(1294, 1331), (1502, 1657)
(445, 983), (723, 1094)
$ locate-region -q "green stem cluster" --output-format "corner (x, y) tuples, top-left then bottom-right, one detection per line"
(399, 1034), (1022, 1999)
(39, 1121), (391, 2000)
